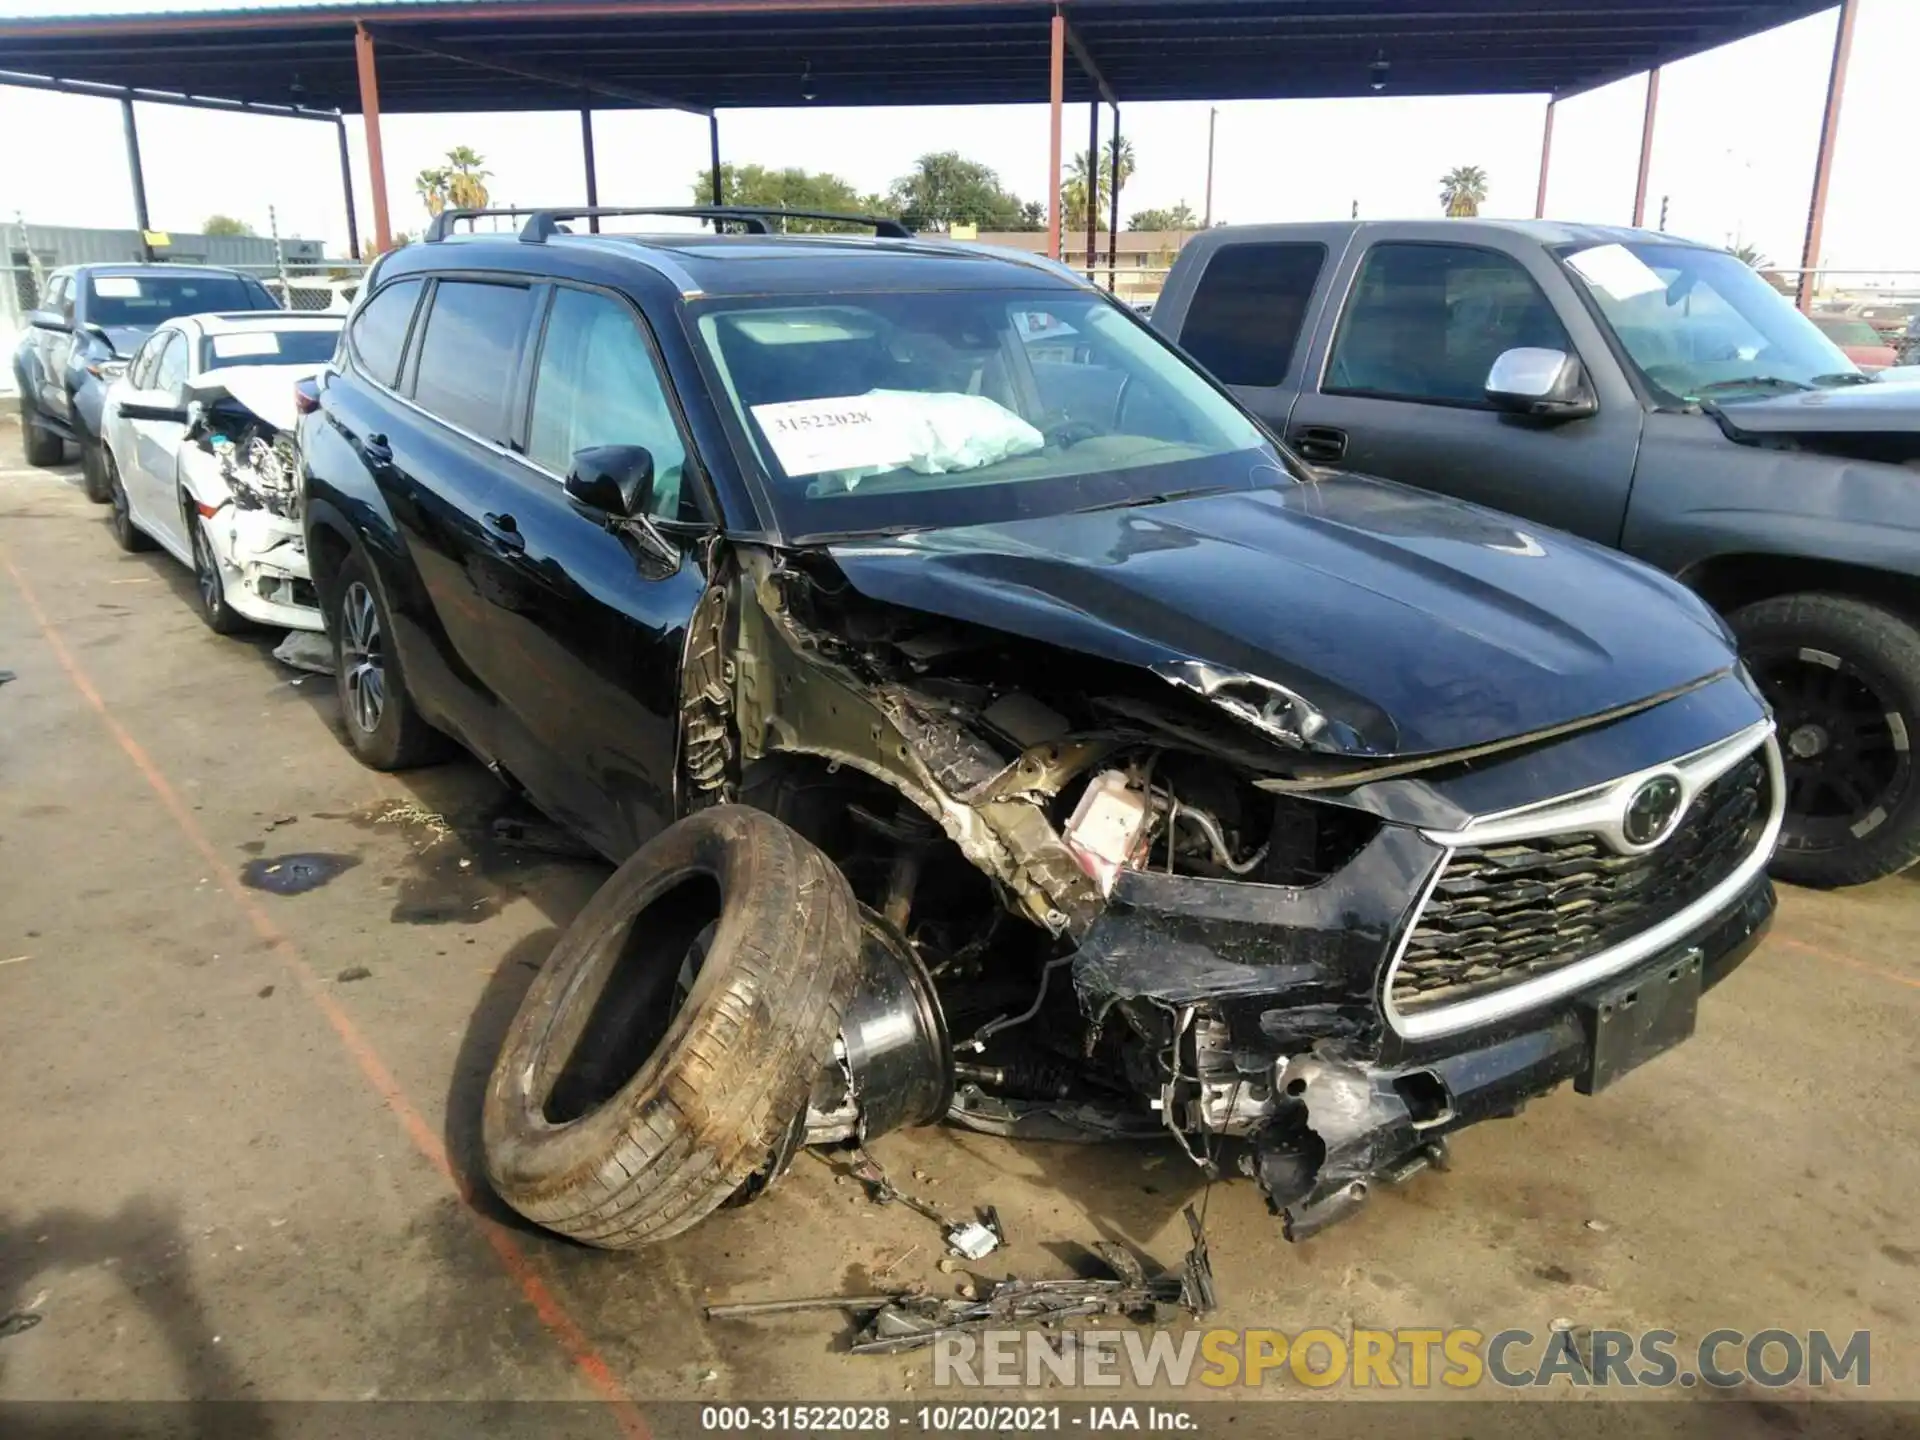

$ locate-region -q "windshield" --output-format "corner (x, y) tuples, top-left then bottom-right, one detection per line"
(85, 272), (277, 328)
(199, 327), (341, 371)
(687, 289), (1282, 540)
(1557, 241), (1859, 402)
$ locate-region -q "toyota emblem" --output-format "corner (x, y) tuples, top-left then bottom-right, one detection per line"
(1622, 775), (1685, 847)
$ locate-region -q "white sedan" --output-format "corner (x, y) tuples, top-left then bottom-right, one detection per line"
(100, 312), (341, 633)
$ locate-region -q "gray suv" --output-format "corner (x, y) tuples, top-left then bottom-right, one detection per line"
(1155, 220), (1920, 888)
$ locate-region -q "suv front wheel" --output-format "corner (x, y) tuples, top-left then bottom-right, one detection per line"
(1734, 592), (1920, 888)
(329, 550), (444, 770)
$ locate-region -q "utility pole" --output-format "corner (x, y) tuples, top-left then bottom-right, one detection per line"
(1202, 107), (1217, 229)
(1350, 198), (1358, 219)
(268, 204), (290, 300)
(1658, 194), (1669, 231)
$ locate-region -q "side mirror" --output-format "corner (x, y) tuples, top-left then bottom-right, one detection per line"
(1485, 347), (1598, 420)
(26, 309), (72, 334)
(564, 444), (654, 518)
(116, 401), (191, 425)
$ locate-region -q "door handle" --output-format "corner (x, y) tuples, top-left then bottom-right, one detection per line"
(1290, 425), (1348, 463)
(485, 511), (526, 553)
(360, 432), (394, 468)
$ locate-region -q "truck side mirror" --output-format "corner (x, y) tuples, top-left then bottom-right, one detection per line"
(26, 309), (72, 334)
(1485, 347), (1598, 420)
(564, 444), (655, 518)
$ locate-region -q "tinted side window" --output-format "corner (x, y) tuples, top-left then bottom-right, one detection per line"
(45, 275), (72, 317)
(411, 280), (535, 443)
(153, 333), (189, 394)
(1180, 242), (1326, 386)
(527, 287), (692, 520)
(348, 278), (423, 388)
(1326, 243), (1571, 406)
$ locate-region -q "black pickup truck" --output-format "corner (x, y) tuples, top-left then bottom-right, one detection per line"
(1154, 220), (1920, 888)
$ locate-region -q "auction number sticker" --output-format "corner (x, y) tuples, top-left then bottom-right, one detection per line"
(750, 396), (912, 477)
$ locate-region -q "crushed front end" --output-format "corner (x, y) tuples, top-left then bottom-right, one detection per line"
(691, 516), (1780, 1240)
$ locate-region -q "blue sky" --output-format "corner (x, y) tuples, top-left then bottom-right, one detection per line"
(1, 0), (1914, 276)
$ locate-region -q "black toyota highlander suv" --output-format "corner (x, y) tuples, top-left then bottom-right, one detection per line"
(299, 206), (1781, 1251)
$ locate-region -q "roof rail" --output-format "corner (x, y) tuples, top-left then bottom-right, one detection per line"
(424, 206), (547, 242)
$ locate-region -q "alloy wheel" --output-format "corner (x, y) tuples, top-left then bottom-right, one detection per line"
(340, 580), (386, 736)
(1749, 646), (1913, 852)
(191, 524), (221, 616)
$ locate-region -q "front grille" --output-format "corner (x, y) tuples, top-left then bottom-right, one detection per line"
(1391, 751), (1771, 1014)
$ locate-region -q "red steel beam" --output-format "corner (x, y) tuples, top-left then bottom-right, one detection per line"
(1631, 66), (1658, 227)
(1798, 0), (1859, 312)
(354, 22), (392, 252)
(1534, 96), (1555, 218)
(1047, 10), (1064, 260)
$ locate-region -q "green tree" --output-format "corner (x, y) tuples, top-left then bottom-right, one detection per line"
(888, 152), (1035, 231)
(1439, 164), (1489, 217)
(1128, 201), (1198, 232)
(1061, 138), (1140, 233)
(1730, 241), (1769, 268)
(693, 163), (881, 231)
(201, 214), (254, 237)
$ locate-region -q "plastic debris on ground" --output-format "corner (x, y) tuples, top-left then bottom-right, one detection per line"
(272, 630), (335, 676)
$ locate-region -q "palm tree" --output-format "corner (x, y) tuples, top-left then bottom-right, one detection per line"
(1439, 165), (1489, 217)
(444, 146), (492, 212)
(415, 166), (451, 218)
(1104, 135), (1136, 192)
(1729, 241), (1769, 269)
(1062, 149), (1105, 232)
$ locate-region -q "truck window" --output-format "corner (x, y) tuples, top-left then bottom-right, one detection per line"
(1326, 243), (1571, 406)
(1179, 242), (1326, 386)
(410, 279), (535, 442)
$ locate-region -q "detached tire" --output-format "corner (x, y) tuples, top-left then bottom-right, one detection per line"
(483, 805), (864, 1249)
(1733, 592), (1920, 888)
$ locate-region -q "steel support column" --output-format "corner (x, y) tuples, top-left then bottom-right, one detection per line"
(1535, 98), (1556, 219)
(120, 95), (152, 261)
(1084, 99), (1099, 276)
(1047, 11), (1065, 261)
(353, 22), (391, 252)
(581, 104), (600, 232)
(709, 113), (723, 205)
(1106, 105), (1121, 290)
(1799, 0), (1859, 312)
(1632, 68), (1659, 227)
(334, 115), (361, 260)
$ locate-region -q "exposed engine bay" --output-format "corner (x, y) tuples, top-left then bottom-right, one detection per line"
(672, 541), (1781, 1239)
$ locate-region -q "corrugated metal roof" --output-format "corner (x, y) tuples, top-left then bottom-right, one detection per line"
(0, 0), (1839, 113)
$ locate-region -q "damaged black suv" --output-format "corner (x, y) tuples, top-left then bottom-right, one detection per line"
(300, 206), (1782, 1249)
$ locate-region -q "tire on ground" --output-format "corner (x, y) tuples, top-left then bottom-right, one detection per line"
(80, 435), (111, 503)
(483, 805), (864, 1248)
(19, 398), (61, 467)
(1732, 591), (1920, 888)
(329, 547), (445, 769)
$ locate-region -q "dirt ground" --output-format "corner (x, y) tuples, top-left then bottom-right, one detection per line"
(1, 422), (1916, 1431)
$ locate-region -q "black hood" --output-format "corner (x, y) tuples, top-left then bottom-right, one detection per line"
(827, 476), (1738, 759)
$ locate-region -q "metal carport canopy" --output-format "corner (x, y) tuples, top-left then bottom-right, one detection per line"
(0, 0), (1835, 112)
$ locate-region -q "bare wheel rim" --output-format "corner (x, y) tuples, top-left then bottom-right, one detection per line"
(340, 580), (386, 736)
(191, 523), (220, 615)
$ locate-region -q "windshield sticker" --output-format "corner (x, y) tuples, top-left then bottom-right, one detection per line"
(92, 277), (142, 298)
(211, 332), (283, 358)
(751, 397), (915, 477)
(1566, 244), (1666, 302)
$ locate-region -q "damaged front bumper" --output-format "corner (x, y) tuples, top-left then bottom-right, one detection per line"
(209, 506), (324, 631)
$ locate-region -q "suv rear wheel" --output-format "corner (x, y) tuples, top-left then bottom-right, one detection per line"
(329, 549), (443, 769)
(1733, 592), (1920, 888)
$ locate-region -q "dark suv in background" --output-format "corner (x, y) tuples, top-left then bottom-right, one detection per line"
(297, 206), (1778, 1251)
(13, 263), (280, 500)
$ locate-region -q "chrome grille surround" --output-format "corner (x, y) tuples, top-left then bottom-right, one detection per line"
(1382, 718), (1783, 1041)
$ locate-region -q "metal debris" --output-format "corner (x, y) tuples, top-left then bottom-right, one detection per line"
(845, 1147), (1004, 1260)
(706, 1204), (1217, 1357)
